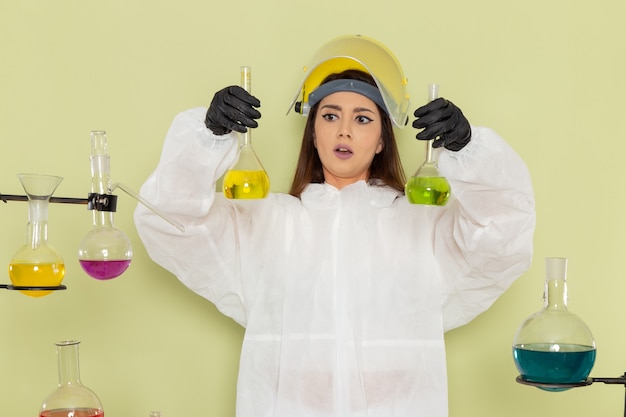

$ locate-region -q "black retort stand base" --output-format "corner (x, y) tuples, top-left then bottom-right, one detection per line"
(517, 373), (626, 416)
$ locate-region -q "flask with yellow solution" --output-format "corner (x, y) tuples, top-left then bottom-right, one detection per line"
(8, 174), (66, 297)
(223, 66), (270, 200)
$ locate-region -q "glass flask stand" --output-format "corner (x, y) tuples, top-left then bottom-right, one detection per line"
(40, 340), (104, 417)
(222, 66), (270, 199)
(1, 132), (184, 292)
(513, 257), (596, 391)
(78, 130), (132, 280)
(8, 173), (65, 297)
(405, 84), (451, 206)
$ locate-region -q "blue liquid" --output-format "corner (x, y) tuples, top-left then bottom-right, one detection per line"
(513, 343), (596, 391)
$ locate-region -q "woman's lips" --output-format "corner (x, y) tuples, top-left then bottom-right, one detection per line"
(334, 145), (353, 160)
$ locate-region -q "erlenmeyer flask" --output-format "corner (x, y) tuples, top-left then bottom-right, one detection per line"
(513, 257), (596, 391)
(9, 173), (65, 297)
(222, 66), (270, 199)
(40, 340), (104, 417)
(405, 84), (451, 206)
(78, 130), (132, 280)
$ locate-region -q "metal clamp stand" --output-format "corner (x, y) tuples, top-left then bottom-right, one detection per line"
(517, 374), (626, 416)
(2, 184), (185, 293)
(1, 194), (88, 205)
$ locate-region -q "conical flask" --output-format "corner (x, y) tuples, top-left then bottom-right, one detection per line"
(405, 84), (451, 206)
(222, 66), (270, 199)
(513, 257), (596, 391)
(8, 173), (65, 297)
(78, 130), (132, 280)
(40, 340), (104, 417)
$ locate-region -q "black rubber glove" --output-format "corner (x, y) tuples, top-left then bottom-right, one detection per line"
(205, 86), (261, 135)
(412, 98), (471, 151)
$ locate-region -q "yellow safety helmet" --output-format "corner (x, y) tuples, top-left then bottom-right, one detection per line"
(287, 34), (410, 128)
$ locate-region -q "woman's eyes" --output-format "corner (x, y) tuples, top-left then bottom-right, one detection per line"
(321, 113), (373, 124)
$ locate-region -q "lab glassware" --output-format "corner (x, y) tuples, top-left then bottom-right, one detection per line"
(405, 84), (451, 206)
(513, 257), (596, 391)
(222, 66), (270, 199)
(40, 340), (104, 417)
(78, 130), (132, 280)
(8, 173), (65, 297)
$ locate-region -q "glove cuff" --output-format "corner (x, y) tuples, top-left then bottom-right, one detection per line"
(204, 112), (232, 136)
(444, 131), (471, 152)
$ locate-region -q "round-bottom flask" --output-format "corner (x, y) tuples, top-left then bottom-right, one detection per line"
(78, 218), (132, 280)
(512, 257), (596, 391)
(8, 174), (65, 297)
(78, 130), (132, 280)
(40, 340), (104, 417)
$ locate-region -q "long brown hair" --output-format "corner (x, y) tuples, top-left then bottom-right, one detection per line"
(288, 69), (406, 198)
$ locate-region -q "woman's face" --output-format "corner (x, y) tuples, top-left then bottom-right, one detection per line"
(313, 91), (383, 189)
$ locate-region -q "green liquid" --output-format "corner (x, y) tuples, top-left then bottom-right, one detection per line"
(405, 176), (451, 206)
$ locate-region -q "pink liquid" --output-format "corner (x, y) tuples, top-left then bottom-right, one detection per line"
(40, 408), (104, 417)
(79, 259), (131, 280)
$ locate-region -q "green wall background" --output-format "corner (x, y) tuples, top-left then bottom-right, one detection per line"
(1, 0), (625, 416)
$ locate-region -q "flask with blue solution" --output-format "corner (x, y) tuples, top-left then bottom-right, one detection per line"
(512, 257), (596, 391)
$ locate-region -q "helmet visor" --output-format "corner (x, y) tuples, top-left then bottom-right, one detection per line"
(288, 34), (410, 128)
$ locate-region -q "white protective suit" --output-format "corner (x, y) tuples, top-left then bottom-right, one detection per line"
(134, 107), (535, 417)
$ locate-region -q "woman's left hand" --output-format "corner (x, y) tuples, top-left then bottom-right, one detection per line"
(413, 98), (471, 151)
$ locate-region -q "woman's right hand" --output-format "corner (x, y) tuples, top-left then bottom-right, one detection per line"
(204, 86), (261, 135)
(413, 97), (471, 151)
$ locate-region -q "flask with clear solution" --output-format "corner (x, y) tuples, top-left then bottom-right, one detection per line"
(78, 130), (132, 280)
(512, 257), (596, 391)
(40, 340), (104, 417)
(222, 66), (270, 199)
(405, 84), (451, 206)
(8, 173), (65, 297)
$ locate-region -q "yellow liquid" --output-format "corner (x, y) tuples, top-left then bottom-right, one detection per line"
(9, 262), (66, 297)
(223, 170), (270, 199)
(405, 176), (451, 206)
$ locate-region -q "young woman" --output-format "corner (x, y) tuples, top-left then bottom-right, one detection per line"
(134, 37), (535, 417)
(288, 70), (406, 196)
